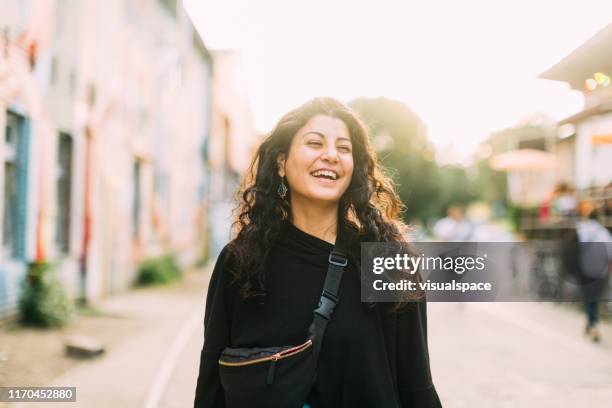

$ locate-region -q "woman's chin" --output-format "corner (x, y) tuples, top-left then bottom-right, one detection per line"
(306, 190), (343, 204)
(289, 190), (336, 203)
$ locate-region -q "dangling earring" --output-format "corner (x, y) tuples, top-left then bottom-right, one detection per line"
(277, 176), (288, 198)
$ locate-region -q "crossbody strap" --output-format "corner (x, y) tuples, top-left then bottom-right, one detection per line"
(308, 223), (349, 359)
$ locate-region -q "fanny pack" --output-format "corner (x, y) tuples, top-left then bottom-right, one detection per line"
(218, 227), (349, 408)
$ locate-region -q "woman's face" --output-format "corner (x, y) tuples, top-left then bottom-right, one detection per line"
(278, 114), (354, 205)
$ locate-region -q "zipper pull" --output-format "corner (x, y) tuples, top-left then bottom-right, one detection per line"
(267, 353), (280, 385)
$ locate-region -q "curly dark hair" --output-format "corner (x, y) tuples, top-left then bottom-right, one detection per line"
(226, 97), (413, 303)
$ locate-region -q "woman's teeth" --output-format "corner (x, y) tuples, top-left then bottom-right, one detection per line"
(310, 170), (338, 180)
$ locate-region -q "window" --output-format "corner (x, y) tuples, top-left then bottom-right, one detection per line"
(54, 0), (66, 37)
(69, 69), (76, 96)
(55, 132), (73, 253)
(518, 138), (546, 151)
(17, 0), (32, 33)
(50, 56), (58, 86)
(3, 111), (27, 258)
(132, 160), (142, 240)
(158, 0), (177, 16)
(125, 0), (137, 23)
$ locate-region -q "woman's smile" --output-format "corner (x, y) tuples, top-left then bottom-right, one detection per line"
(310, 168), (340, 184)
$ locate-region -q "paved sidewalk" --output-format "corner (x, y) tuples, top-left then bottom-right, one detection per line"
(428, 302), (612, 408)
(1, 268), (210, 408)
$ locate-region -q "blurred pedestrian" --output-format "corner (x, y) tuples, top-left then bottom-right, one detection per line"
(552, 182), (578, 218)
(538, 188), (554, 223)
(575, 203), (612, 342)
(432, 204), (473, 241)
(604, 182), (612, 233)
(408, 218), (427, 241)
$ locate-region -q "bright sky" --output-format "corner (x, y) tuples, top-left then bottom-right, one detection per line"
(184, 0), (612, 160)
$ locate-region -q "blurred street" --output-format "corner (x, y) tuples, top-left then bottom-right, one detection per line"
(1, 267), (211, 408)
(429, 302), (612, 408)
(3, 262), (612, 407)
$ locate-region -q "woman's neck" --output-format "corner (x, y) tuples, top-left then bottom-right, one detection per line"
(289, 197), (339, 245)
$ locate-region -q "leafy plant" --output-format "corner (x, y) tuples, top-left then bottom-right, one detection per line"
(135, 253), (182, 286)
(18, 262), (74, 328)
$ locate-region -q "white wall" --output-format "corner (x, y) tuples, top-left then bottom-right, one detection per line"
(575, 112), (612, 188)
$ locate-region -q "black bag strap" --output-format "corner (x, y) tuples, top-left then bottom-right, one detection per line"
(308, 223), (349, 359)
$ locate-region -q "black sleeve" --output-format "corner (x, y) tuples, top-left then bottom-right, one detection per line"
(194, 245), (233, 408)
(396, 301), (442, 408)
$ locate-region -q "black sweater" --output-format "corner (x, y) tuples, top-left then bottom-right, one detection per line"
(194, 221), (442, 407)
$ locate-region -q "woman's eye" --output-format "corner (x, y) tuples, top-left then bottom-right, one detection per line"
(338, 146), (352, 152)
(307, 141), (322, 147)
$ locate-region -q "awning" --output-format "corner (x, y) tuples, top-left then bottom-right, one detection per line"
(490, 149), (558, 171)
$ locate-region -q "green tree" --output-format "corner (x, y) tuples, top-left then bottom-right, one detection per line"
(349, 97), (442, 221)
(349, 97), (508, 223)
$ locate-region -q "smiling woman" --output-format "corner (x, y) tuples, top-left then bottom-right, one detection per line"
(194, 97), (442, 408)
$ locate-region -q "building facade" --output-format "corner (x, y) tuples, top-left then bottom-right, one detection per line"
(0, 0), (215, 318)
(207, 50), (256, 256)
(539, 23), (612, 190)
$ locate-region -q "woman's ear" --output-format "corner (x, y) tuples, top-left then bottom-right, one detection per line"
(277, 153), (286, 177)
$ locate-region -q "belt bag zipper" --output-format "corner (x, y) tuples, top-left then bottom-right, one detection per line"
(219, 339), (313, 385)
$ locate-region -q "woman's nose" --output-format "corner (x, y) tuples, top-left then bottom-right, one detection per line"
(322, 146), (339, 162)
